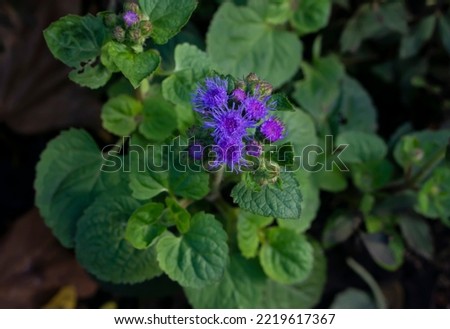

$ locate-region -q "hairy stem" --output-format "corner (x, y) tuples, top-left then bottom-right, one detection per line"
(346, 258), (387, 309)
(206, 166), (225, 202)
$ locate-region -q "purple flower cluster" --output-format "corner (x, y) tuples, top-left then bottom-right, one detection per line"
(123, 11), (139, 27)
(191, 76), (285, 172)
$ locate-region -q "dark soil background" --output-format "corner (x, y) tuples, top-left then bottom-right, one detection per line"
(0, 0), (449, 308)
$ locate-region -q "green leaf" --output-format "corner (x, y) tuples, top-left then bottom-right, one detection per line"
(76, 195), (162, 283)
(416, 166), (450, 226)
(231, 172), (302, 219)
(44, 14), (106, 69)
(237, 211), (273, 258)
(364, 215), (386, 234)
(162, 43), (212, 108)
(184, 255), (266, 308)
(259, 228), (313, 284)
(165, 197), (191, 234)
(260, 240), (326, 308)
(139, 95), (178, 141)
(128, 137), (210, 201)
(168, 161), (210, 200)
(128, 136), (170, 200)
(336, 131), (387, 165)
(340, 3), (408, 53)
(68, 63), (112, 89)
(138, 0), (198, 44)
(125, 202), (166, 249)
(290, 0), (331, 36)
(438, 13), (450, 54)
(129, 172), (169, 200)
(312, 167), (348, 192)
(278, 170), (320, 233)
(174, 104), (196, 133)
(400, 15), (436, 59)
(156, 212), (229, 288)
(101, 95), (142, 136)
(335, 76), (378, 133)
(207, 2), (302, 88)
(35, 129), (126, 248)
(331, 288), (376, 309)
(248, 0), (291, 25)
(398, 215), (434, 260)
(271, 93), (295, 112)
(322, 213), (360, 248)
(393, 130), (449, 174)
(102, 41), (160, 88)
(351, 159), (394, 192)
(277, 109), (317, 165)
(292, 56), (344, 125)
(361, 232), (404, 271)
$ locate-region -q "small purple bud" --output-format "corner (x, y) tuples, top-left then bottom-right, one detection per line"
(123, 11), (139, 27)
(189, 143), (204, 160)
(260, 117), (285, 143)
(246, 140), (262, 157)
(232, 88), (246, 102)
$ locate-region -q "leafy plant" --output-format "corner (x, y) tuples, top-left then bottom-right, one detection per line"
(35, 0), (450, 309)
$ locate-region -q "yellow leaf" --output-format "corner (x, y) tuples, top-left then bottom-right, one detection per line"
(43, 286), (77, 309)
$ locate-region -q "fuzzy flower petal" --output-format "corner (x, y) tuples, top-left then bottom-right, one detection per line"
(245, 139), (263, 157)
(193, 77), (229, 114)
(204, 104), (254, 145)
(243, 96), (269, 121)
(123, 11), (139, 27)
(232, 88), (246, 102)
(260, 116), (285, 143)
(211, 140), (247, 172)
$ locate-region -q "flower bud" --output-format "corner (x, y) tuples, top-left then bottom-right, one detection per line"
(257, 81), (273, 97)
(246, 140), (262, 158)
(246, 73), (260, 83)
(113, 26), (125, 42)
(235, 80), (245, 90)
(232, 88), (246, 102)
(140, 20), (153, 37)
(123, 10), (140, 27)
(104, 13), (117, 28)
(124, 2), (140, 13)
(253, 160), (280, 186)
(128, 28), (142, 44)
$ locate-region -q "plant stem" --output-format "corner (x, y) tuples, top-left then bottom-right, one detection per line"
(382, 146), (446, 192)
(346, 257), (387, 309)
(206, 166), (225, 202)
(408, 147), (446, 185)
(215, 196), (238, 249)
(178, 198), (193, 209)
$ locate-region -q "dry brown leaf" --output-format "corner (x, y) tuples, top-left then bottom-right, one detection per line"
(0, 208), (98, 308)
(0, 0), (102, 134)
